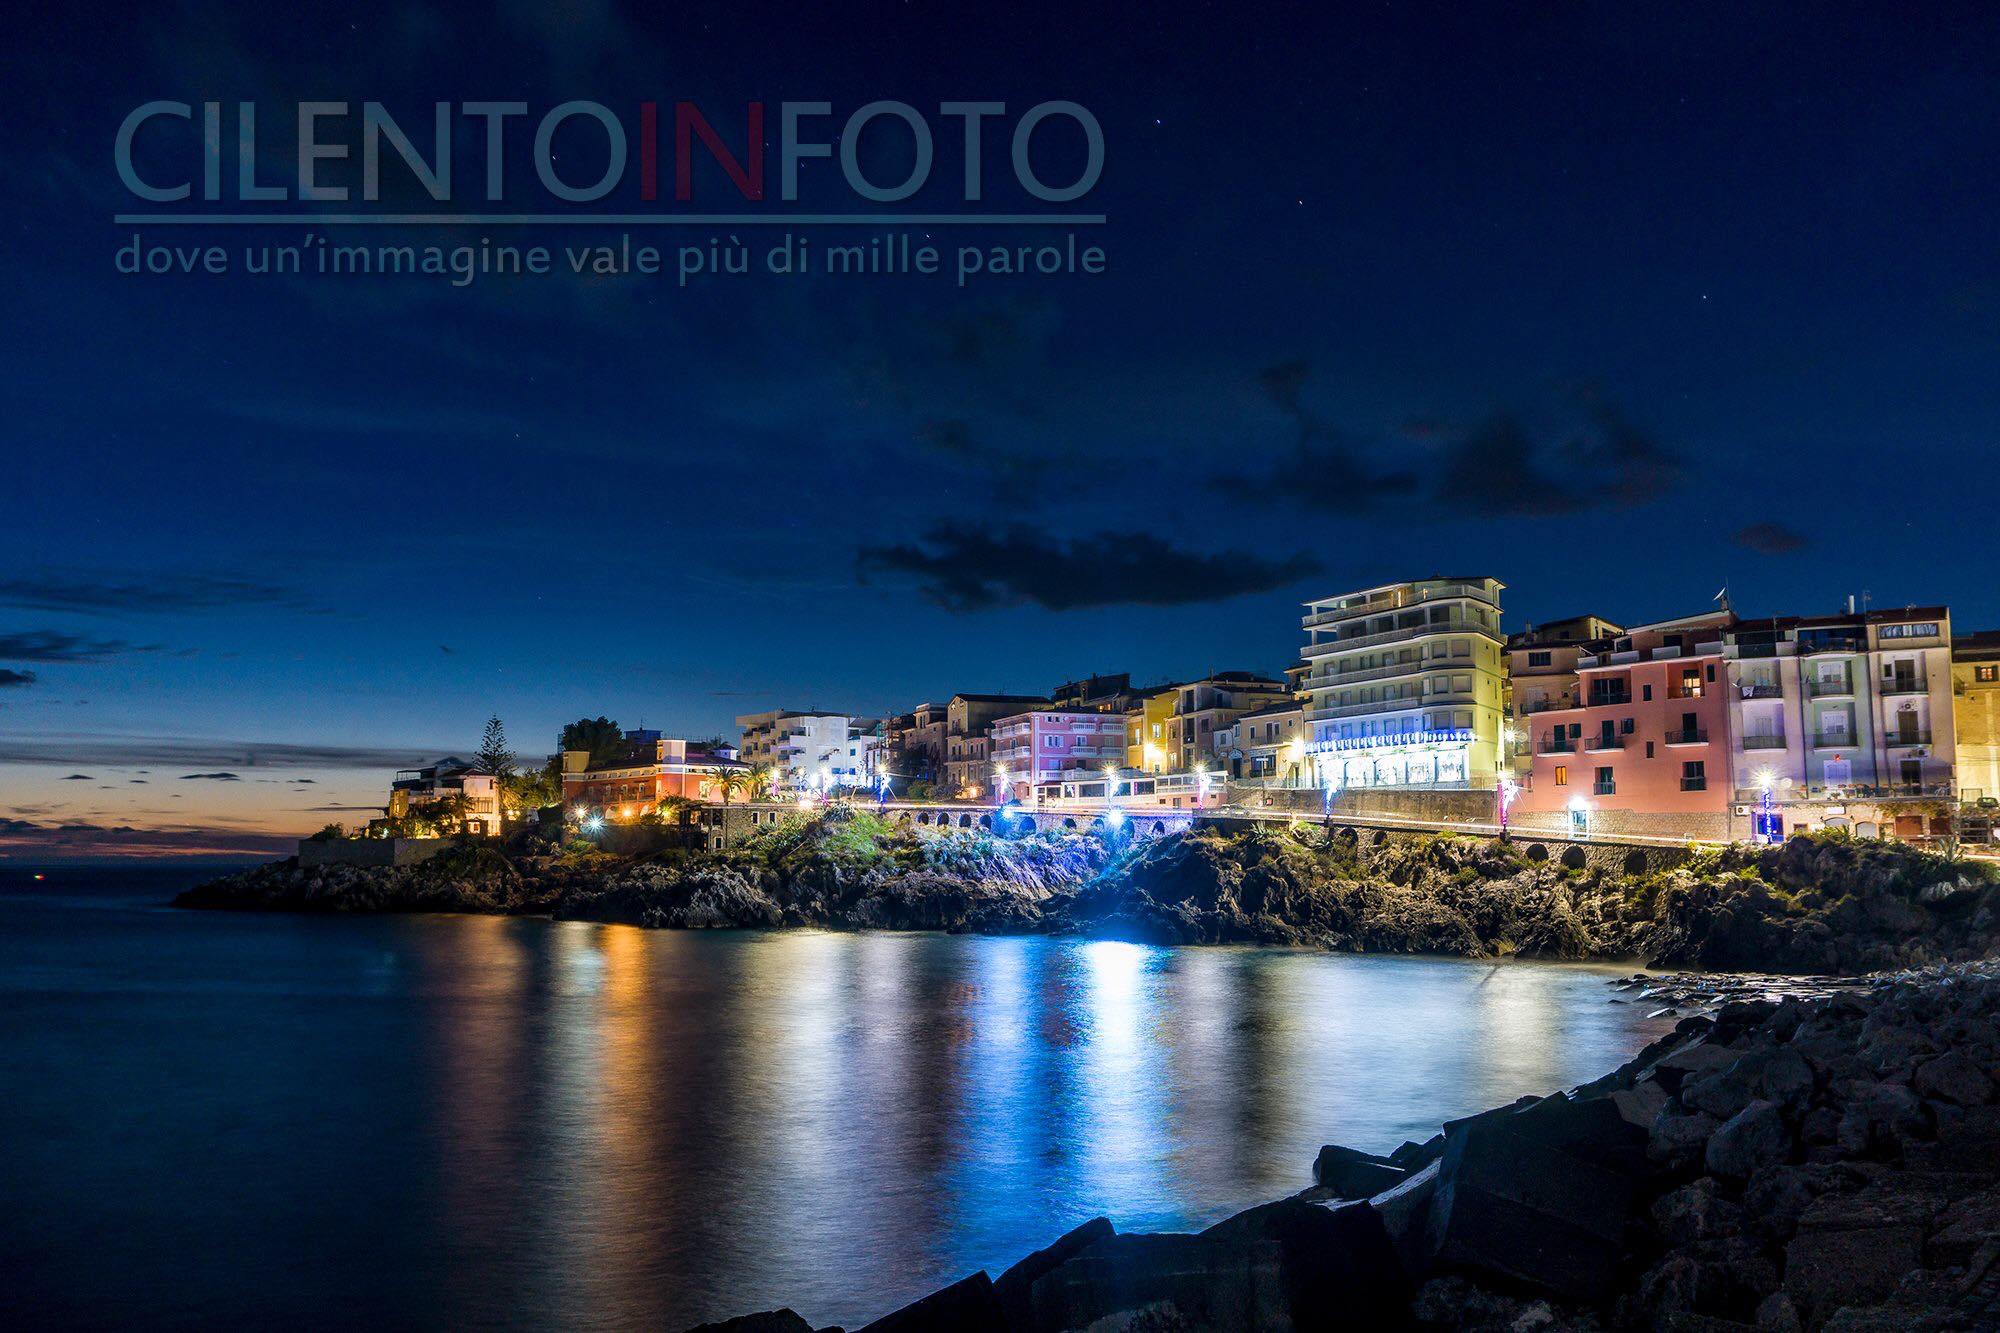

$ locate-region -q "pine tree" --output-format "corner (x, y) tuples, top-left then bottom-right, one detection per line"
(475, 715), (516, 831)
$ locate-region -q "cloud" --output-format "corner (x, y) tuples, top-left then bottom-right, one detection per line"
(0, 815), (296, 859)
(1432, 392), (1684, 517)
(61, 773), (93, 781)
(0, 733), (445, 770)
(0, 669), (36, 688)
(858, 526), (1322, 612)
(1734, 521), (1808, 555)
(0, 631), (159, 663)
(1212, 362), (1420, 510)
(179, 772), (242, 781)
(0, 572), (305, 616)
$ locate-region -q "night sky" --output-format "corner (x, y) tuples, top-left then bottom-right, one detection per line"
(5, 2), (1999, 856)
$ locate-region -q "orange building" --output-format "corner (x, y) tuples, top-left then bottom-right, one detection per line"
(560, 732), (749, 818)
(1515, 610), (1736, 840)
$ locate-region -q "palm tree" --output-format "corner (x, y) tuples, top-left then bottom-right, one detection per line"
(713, 769), (749, 809)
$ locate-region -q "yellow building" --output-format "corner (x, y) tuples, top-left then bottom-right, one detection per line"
(1953, 631), (2000, 804)
(1125, 685), (1180, 773)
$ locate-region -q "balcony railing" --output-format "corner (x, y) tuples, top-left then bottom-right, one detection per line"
(1592, 783), (1617, 796)
(1680, 778), (1709, 792)
(1583, 735), (1626, 751)
(1884, 730), (1933, 746)
(1738, 683), (1783, 699)
(1811, 733), (1856, 749)
(1301, 617), (1497, 655)
(1663, 728), (1709, 746)
(1880, 680), (1928, 696)
(1805, 676), (1854, 697)
(1741, 734), (1789, 750)
(1538, 736), (1575, 754)
(1587, 691), (1633, 707)
(1800, 637), (1866, 655)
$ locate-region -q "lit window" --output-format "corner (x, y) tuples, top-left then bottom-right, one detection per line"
(1554, 765), (1568, 787)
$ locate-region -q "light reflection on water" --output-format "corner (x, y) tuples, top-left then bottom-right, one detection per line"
(0, 877), (1673, 1330)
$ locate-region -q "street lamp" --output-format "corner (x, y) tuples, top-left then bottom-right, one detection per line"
(1498, 777), (1519, 840)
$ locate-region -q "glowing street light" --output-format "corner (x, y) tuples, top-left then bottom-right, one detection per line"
(1497, 776), (1519, 839)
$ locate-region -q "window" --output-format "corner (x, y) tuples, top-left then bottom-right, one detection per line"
(1528, 651), (1552, 668)
(1681, 761), (1707, 791)
(1642, 684), (1653, 701)
(1553, 765), (1568, 787)
(1645, 741), (1654, 759)
(1979, 665), (1999, 683)
(1881, 622), (1939, 640)
(1620, 718), (1634, 734)
(1594, 767), (1615, 795)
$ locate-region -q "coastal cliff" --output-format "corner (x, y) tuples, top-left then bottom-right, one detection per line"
(175, 812), (2000, 976)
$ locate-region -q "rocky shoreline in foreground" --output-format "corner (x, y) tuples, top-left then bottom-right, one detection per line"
(693, 963), (2000, 1332)
(177, 812), (2000, 976)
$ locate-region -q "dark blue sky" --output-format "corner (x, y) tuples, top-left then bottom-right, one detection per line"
(4, 1), (1999, 853)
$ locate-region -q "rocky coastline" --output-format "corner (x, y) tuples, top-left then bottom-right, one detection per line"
(690, 963), (2000, 1332)
(176, 812), (2000, 976)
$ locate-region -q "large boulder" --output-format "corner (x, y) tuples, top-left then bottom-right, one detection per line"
(681, 1312), (814, 1333)
(1422, 1093), (1649, 1302)
(1311, 1143), (1405, 1197)
(857, 1270), (1003, 1333)
(1029, 1199), (1411, 1331)
(990, 1216), (1112, 1327)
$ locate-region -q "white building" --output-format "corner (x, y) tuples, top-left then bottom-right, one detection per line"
(736, 710), (884, 794)
(1299, 577), (1508, 791)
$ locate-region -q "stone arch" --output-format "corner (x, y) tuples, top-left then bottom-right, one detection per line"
(1062, 817), (1078, 830)
(1091, 816), (1106, 829)
(1370, 829), (1390, 846)
(1560, 846), (1588, 870)
(918, 811), (933, 825)
(1335, 826), (1358, 845)
(1622, 850), (1648, 876)
(1151, 820), (1167, 835)
(978, 814), (993, 829)
(1018, 816), (1037, 833)
(1525, 843), (1548, 862)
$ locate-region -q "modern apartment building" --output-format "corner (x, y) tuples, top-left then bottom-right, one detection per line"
(989, 708), (1126, 801)
(1516, 610), (1736, 838)
(1167, 671), (1290, 771)
(735, 710), (881, 793)
(941, 693), (1050, 796)
(1300, 577), (1507, 790)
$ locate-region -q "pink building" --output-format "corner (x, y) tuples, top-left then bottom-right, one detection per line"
(988, 709), (1126, 801)
(1515, 610), (1737, 840)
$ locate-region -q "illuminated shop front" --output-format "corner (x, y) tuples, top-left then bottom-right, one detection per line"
(1307, 728), (1475, 790)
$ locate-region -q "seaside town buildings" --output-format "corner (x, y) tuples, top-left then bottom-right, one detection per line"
(365, 570), (1999, 851)
(1299, 578), (1509, 793)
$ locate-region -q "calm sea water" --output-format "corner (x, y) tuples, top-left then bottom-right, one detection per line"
(0, 863), (1673, 1330)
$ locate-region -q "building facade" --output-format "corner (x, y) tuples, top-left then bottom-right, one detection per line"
(1515, 610), (1736, 838)
(942, 693), (1050, 796)
(561, 735), (748, 817)
(1505, 615), (1625, 777)
(1167, 672), (1290, 771)
(735, 710), (881, 794)
(989, 708), (1126, 801)
(1231, 700), (1309, 784)
(1300, 577), (1508, 791)
(1124, 684), (1180, 774)
(387, 759), (502, 834)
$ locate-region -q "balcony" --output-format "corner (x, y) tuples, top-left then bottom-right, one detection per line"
(1586, 691), (1633, 708)
(1737, 682), (1783, 699)
(1805, 676), (1854, 697)
(1583, 735), (1626, 752)
(1592, 782), (1617, 796)
(1680, 778), (1709, 792)
(1811, 733), (1857, 749)
(1518, 697), (1576, 715)
(1302, 618), (1497, 655)
(1800, 636), (1866, 656)
(1880, 679), (1928, 696)
(1663, 728), (1710, 746)
(1538, 736), (1576, 754)
(1741, 733), (1789, 751)
(1884, 730), (1933, 747)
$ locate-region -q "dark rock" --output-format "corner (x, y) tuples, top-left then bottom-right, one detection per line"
(858, 1270), (1003, 1333)
(1707, 1101), (1791, 1178)
(1389, 1134), (1446, 1171)
(1369, 1159), (1440, 1278)
(1652, 1107), (1724, 1166)
(682, 1311), (815, 1333)
(1652, 1177), (1747, 1247)
(1782, 1194), (1926, 1322)
(1200, 1198), (1412, 1325)
(1025, 1233), (1287, 1331)
(1311, 1143), (1405, 1197)
(1683, 1070), (1755, 1120)
(1423, 1094), (1648, 1302)
(1912, 1050), (1995, 1106)
(990, 1216), (1112, 1327)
